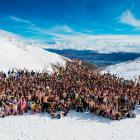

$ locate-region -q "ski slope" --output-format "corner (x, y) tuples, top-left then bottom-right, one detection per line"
(0, 107), (140, 140)
(0, 30), (66, 73)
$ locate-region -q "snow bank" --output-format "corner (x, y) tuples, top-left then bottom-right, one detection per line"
(103, 58), (140, 80)
(0, 106), (140, 140)
(0, 30), (66, 72)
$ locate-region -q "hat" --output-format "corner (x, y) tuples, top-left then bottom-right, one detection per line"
(13, 100), (17, 104)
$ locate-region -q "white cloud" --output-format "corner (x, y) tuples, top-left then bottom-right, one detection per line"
(9, 16), (79, 37)
(47, 25), (76, 34)
(120, 10), (140, 27)
(9, 16), (33, 25)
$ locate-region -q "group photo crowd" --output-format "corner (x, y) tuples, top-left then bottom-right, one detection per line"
(0, 60), (140, 120)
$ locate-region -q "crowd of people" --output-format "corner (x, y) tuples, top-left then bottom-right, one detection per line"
(0, 60), (140, 120)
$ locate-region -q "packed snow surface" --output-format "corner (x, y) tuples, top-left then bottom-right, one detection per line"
(0, 107), (140, 140)
(0, 30), (66, 72)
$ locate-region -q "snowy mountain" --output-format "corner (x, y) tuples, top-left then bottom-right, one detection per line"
(0, 29), (139, 80)
(103, 58), (140, 80)
(0, 30), (66, 72)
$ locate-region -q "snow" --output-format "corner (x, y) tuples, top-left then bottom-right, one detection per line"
(0, 107), (140, 140)
(0, 30), (66, 73)
(103, 58), (140, 80)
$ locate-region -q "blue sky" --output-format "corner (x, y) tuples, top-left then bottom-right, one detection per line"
(0, 0), (140, 40)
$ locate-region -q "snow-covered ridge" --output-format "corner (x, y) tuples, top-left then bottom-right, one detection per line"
(0, 30), (66, 72)
(103, 58), (140, 80)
